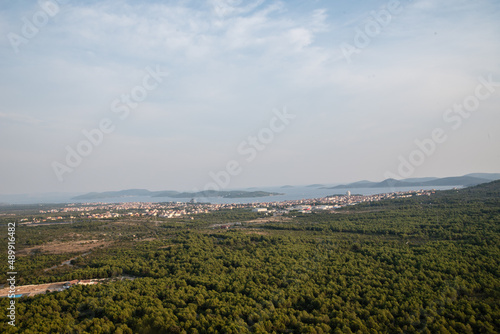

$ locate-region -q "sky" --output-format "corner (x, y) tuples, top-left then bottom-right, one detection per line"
(0, 0), (499, 194)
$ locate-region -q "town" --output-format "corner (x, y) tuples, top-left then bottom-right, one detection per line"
(23, 189), (435, 224)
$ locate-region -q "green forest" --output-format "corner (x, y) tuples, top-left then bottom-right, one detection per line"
(1, 181), (499, 333)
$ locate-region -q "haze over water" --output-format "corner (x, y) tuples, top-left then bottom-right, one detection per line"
(0, 185), (458, 205)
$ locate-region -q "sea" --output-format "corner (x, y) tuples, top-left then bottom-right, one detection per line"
(0, 185), (461, 205)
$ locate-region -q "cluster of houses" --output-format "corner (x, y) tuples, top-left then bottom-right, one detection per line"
(252, 205), (338, 214)
(250, 190), (435, 214)
(22, 190), (435, 224)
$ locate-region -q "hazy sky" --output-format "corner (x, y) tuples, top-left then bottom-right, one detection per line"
(1, 0), (499, 194)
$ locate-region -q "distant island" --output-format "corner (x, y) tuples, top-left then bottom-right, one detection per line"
(72, 189), (283, 200)
(62, 173), (500, 201)
(306, 184), (324, 188)
(323, 173), (500, 190)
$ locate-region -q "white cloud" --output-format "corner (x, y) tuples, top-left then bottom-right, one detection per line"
(0, 0), (499, 193)
(210, 0), (267, 18)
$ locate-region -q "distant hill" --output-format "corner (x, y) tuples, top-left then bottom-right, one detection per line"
(465, 173), (500, 181)
(404, 177), (439, 183)
(326, 174), (498, 190)
(320, 180), (372, 189)
(149, 191), (181, 198)
(73, 189), (282, 200)
(422, 176), (488, 186)
(427, 179), (500, 203)
(349, 180), (373, 186)
(463, 179), (500, 196)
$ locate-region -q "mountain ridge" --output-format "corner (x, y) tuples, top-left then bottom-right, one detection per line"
(323, 173), (500, 190)
(60, 173), (500, 200)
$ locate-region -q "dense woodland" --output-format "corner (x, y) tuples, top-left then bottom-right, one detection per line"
(0, 182), (499, 333)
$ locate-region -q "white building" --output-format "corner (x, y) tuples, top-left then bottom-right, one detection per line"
(313, 205), (334, 211)
(252, 208), (268, 213)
